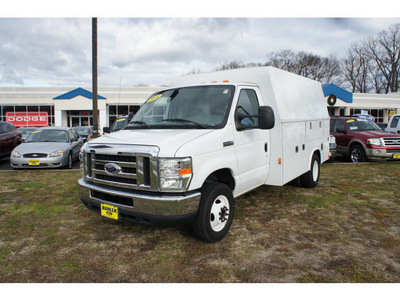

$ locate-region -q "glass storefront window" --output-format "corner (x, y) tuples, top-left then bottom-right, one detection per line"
(0, 105), (55, 126)
(107, 104), (141, 127)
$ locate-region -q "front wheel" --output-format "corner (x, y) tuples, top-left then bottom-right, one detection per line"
(350, 144), (366, 163)
(300, 153), (320, 188)
(193, 183), (234, 243)
(65, 153), (73, 169)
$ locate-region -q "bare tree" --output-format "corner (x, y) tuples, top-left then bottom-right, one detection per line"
(365, 23), (400, 93)
(266, 50), (341, 85)
(341, 41), (372, 93)
(266, 49), (297, 73)
(216, 60), (246, 71)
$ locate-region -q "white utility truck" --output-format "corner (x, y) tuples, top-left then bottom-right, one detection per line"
(78, 67), (331, 242)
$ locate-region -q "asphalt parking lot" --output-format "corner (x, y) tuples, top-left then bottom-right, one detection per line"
(0, 157), (80, 171)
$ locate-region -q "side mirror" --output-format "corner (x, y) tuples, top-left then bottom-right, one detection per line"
(235, 106), (275, 131)
(103, 127), (110, 133)
(258, 106), (275, 130)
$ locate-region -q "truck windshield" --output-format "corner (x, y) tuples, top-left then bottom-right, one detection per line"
(125, 85), (235, 129)
(346, 119), (382, 131)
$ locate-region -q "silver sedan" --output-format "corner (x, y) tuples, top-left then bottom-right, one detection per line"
(10, 127), (83, 169)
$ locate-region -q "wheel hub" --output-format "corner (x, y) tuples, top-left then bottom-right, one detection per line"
(210, 195), (230, 232)
(219, 206), (229, 222)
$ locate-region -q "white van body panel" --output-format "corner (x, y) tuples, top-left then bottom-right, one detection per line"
(171, 67), (330, 187)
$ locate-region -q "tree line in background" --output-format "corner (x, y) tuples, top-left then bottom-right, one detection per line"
(207, 23), (400, 94)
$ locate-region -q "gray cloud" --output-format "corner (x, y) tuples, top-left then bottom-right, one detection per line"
(0, 18), (399, 87)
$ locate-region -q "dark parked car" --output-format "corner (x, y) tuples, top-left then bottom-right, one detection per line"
(17, 127), (39, 141)
(330, 116), (400, 162)
(0, 121), (22, 159)
(73, 126), (93, 143)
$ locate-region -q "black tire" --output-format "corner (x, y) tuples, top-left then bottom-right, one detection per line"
(65, 153), (73, 169)
(193, 182), (234, 243)
(300, 153), (320, 188)
(350, 144), (366, 163)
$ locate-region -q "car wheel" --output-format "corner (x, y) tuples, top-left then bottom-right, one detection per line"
(300, 153), (320, 188)
(65, 153), (73, 169)
(350, 144), (366, 163)
(193, 182), (234, 243)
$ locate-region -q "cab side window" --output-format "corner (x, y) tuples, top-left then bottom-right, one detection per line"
(236, 89), (259, 129)
(390, 116), (399, 128)
(68, 130), (76, 141)
(332, 119), (346, 133)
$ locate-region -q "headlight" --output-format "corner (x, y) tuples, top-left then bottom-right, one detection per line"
(49, 150), (66, 157)
(367, 138), (384, 146)
(11, 150), (21, 158)
(159, 157), (192, 191)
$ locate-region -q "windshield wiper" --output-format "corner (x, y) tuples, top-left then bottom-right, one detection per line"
(162, 119), (207, 129)
(125, 121), (149, 129)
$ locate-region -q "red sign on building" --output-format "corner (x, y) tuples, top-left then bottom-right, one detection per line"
(6, 111), (49, 127)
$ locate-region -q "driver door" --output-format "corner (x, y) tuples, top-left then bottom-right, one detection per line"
(233, 87), (270, 195)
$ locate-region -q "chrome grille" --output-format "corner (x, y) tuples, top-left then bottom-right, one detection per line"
(383, 137), (400, 146)
(23, 153), (48, 158)
(83, 145), (159, 191)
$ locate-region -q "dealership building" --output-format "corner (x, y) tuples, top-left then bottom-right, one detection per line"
(0, 85), (399, 132)
(0, 86), (160, 132)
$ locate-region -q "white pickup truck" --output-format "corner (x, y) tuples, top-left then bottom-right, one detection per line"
(78, 67), (331, 242)
(386, 114), (400, 134)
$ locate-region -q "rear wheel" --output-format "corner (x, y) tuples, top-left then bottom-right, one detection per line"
(300, 153), (320, 188)
(193, 182), (234, 243)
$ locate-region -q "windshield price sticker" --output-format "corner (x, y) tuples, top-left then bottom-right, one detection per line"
(116, 118), (126, 122)
(101, 203), (119, 220)
(147, 94), (162, 102)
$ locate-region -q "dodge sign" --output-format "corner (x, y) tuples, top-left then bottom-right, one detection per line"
(6, 111), (49, 127)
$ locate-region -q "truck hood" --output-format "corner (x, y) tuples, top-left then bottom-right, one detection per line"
(88, 129), (214, 156)
(356, 130), (400, 138)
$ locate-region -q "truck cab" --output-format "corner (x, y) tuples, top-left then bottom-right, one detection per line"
(386, 114), (400, 134)
(102, 113), (134, 134)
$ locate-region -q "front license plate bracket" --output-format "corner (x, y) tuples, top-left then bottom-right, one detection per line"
(100, 203), (119, 220)
(29, 159), (40, 166)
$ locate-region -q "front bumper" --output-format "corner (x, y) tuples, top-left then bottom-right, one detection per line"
(366, 148), (400, 159)
(10, 155), (68, 168)
(78, 179), (201, 225)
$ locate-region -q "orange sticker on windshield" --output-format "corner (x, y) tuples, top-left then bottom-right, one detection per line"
(147, 94), (162, 102)
(347, 120), (355, 123)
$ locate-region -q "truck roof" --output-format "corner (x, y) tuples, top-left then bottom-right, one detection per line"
(171, 66), (328, 123)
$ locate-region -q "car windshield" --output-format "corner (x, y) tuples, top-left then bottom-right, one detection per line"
(346, 119), (382, 131)
(75, 128), (92, 135)
(125, 85), (235, 129)
(25, 129), (69, 143)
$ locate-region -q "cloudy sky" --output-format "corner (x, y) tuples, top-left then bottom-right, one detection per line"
(1, 1), (400, 87)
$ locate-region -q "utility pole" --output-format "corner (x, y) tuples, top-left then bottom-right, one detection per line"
(92, 17), (99, 138)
